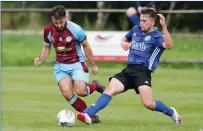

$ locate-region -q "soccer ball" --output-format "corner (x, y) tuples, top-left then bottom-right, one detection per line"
(56, 109), (75, 127)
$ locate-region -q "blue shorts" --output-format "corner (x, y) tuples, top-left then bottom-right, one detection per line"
(53, 62), (89, 83)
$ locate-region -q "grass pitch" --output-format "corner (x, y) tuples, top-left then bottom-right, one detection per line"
(2, 66), (203, 131)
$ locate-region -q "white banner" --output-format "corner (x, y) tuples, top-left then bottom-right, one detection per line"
(86, 31), (128, 56)
(86, 31), (129, 62)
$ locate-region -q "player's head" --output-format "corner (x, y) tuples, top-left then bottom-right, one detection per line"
(140, 7), (157, 33)
(51, 5), (66, 31)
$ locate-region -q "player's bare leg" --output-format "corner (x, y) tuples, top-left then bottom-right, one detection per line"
(138, 85), (155, 109)
(58, 76), (74, 101)
(58, 76), (87, 113)
(77, 78), (125, 124)
(74, 80), (104, 97)
(73, 80), (102, 123)
(74, 80), (88, 96)
(103, 78), (125, 96)
(138, 85), (183, 126)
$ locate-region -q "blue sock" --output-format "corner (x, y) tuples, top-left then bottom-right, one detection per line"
(129, 14), (140, 25)
(154, 100), (174, 117)
(83, 93), (112, 118)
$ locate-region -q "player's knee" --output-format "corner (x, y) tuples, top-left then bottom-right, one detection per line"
(103, 85), (116, 96)
(74, 81), (87, 97)
(61, 91), (74, 100)
(75, 85), (87, 97)
(75, 89), (87, 97)
(143, 102), (155, 110)
(103, 90), (113, 96)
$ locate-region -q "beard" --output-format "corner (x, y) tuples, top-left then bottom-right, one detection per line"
(56, 27), (64, 31)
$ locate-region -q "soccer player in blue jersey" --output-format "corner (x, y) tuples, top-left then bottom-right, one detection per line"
(77, 7), (183, 126)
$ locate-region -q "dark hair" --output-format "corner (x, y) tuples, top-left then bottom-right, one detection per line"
(140, 7), (157, 20)
(51, 5), (66, 19)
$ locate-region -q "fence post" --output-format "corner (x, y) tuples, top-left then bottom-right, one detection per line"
(166, 2), (176, 26)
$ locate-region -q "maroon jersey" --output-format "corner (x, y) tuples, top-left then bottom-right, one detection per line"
(43, 21), (86, 64)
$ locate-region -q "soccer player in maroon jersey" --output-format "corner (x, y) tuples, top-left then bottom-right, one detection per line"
(34, 5), (104, 123)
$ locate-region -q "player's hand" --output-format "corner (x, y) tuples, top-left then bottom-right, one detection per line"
(157, 14), (166, 27)
(137, 6), (143, 14)
(91, 65), (98, 75)
(34, 56), (43, 67)
(126, 7), (137, 17)
(121, 42), (131, 51)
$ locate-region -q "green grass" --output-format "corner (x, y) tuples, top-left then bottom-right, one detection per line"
(2, 35), (56, 66)
(2, 34), (203, 66)
(2, 66), (203, 131)
(164, 39), (202, 59)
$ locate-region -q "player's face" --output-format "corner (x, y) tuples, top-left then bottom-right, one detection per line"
(52, 17), (66, 31)
(140, 14), (155, 33)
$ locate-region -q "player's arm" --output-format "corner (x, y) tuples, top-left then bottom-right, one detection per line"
(121, 36), (131, 43)
(126, 7), (140, 25)
(74, 23), (98, 75)
(38, 44), (51, 61)
(34, 44), (51, 67)
(162, 25), (173, 49)
(81, 38), (98, 75)
(34, 27), (51, 67)
(157, 14), (173, 49)
(121, 27), (134, 51)
(121, 36), (132, 51)
(81, 38), (96, 67)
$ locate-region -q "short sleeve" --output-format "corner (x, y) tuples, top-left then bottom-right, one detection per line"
(129, 14), (140, 25)
(76, 26), (86, 42)
(125, 28), (134, 41)
(125, 25), (139, 41)
(156, 34), (164, 48)
(67, 21), (86, 43)
(43, 26), (51, 46)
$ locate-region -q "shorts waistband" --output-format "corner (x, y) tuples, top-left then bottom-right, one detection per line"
(127, 64), (152, 72)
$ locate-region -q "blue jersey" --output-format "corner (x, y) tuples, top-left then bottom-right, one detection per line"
(125, 25), (165, 72)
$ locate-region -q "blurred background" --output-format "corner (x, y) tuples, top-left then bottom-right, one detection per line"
(1, 1), (203, 67)
(2, 1), (203, 31)
(2, 1), (203, 131)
